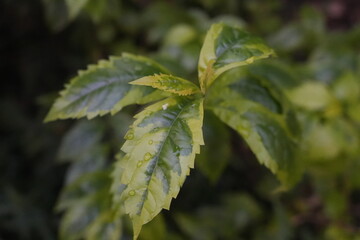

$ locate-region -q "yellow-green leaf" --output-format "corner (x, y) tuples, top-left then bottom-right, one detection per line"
(111, 96), (204, 239)
(45, 53), (169, 122)
(198, 23), (275, 92)
(130, 74), (201, 96)
(206, 68), (301, 188)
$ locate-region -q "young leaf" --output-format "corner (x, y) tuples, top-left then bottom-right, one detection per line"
(130, 74), (201, 96)
(45, 53), (169, 122)
(206, 68), (301, 187)
(198, 23), (275, 92)
(112, 96), (204, 239)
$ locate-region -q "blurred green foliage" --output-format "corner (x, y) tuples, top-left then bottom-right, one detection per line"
(1, 0), (360, 239)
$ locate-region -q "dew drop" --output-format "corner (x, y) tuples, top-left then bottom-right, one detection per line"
(137, 161), (143, 167)
(125, 130), (134, 140)
(128, 190), (135, 196)
(148, 140), (153, 145)
(144, 152), (153, 161)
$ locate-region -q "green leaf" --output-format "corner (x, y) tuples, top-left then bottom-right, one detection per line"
(175, 193), (262, 240)
(130, 74), (201, 96)
(45, 53), (169, 122)
(57, 120), (104, 162)
(138, 214), (166, 240)
(198, 23), (275, 92)
(57, 171), (113, 240)
(85, 211), (122, 240)
(288, 81), (333, 111)
(196, 111), (231, 183)
(112, 96), (204, 239)
(206, 68), (300, 187)
(66, 0), (89, 20)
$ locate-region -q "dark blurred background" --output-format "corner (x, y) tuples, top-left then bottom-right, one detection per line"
(0, 0), (359, 239)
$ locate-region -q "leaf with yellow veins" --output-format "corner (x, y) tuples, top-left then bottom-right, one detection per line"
(111, 96), (204, 239)
(130, 74), (201, 96)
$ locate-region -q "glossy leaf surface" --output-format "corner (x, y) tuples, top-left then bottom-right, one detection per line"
(112, 97), (204, 239)
(45, 53), (169, 122)
(130, 74), (201, 96)
(206, 68), (300, 187)
(198, 23), (275, 92)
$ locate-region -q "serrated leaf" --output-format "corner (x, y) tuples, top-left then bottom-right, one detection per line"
(206, 68), (300, 187)
(198, 23), (275, 92)
(130, 74), (201, 96)
(112, 96), (204, 239)
(45, 53), (169, 122)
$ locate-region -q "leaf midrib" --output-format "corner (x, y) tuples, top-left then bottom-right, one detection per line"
(137, 100), (191, 215)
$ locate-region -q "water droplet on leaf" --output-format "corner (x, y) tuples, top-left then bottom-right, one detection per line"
(148, 140), (153, 145)
(129, 190), (135, 196)
(137, 161), (143, 167)
(125, 130), (134, 140)
(144, 152), (153, 161)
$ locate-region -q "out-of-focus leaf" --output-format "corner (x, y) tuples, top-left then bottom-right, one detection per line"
(142, 2), (194, 45)
(57, 171), (110, 211)
(64, 145), (107, 184)
(247, 61), (301, 90)
(65, 0), (89, 20)
(348, 103), (360, 123)
(164, 24), (197, 46)
(57, 119), (108, 184)
(85, 211), (122, 240)
(89, 0), (121, 23)
(308, 49), (358, 85)
(268, 6), (324, 53)
(138, 214), (166, 240)
(198, 23), (275, 92)
(58, 171), (113, 240)
(301, 117), (359, 162)
(260, 201), (293, 240)
(159, 23), (203, 75)
(45, 53), (169, 122)
(332, 72), (360, 104)
(207, 68), (301, 187)
(112, 97), (204, 239)
(175, 193), (263, 240)
(42, 0), (69, 31)
(268, 24), (304, 52)
(57, 120), (104, 161)
(288, 82), (333, 111)
(197, 111), (231, 183)
(130, 74), (201, 96)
